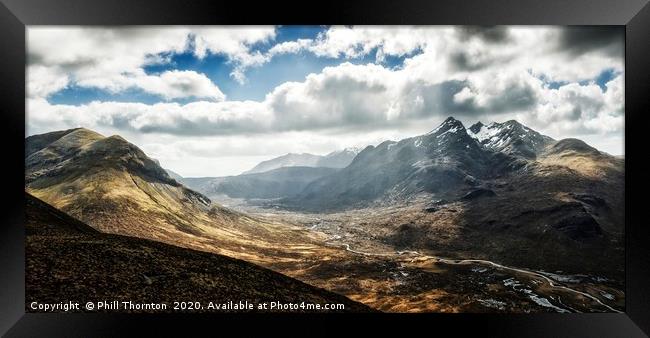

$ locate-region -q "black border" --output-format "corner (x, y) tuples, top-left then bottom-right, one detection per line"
(1, 0), (649, 336)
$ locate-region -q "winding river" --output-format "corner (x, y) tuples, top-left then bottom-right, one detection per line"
(333, 242), (621, 313)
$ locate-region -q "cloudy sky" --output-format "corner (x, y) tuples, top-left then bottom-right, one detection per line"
(27, 26), (624, 177)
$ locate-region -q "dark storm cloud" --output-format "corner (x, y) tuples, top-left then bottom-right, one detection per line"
(400, 79), (538, 118)
(28, 49), (99, 71)
(138, 122), (230, 136)
(27, 52), (44, 65)
(557, 26), (624, 57)
(398, 79), (469, 119)
(450, 52), (489, 71)
(456, 26), (511, 44)
(487, 83), (538, 113)
(449, 51), (513, 72)
(137, 117), (265, 136)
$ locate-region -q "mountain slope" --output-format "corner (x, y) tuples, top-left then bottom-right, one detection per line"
(24, 128), (335, 266)
(26, 192), (372, 312)
(434, 136), (624, 275)
(25, 128), (215, 240)
(316, 147), (361, 168)
(539, 138), (623, 179)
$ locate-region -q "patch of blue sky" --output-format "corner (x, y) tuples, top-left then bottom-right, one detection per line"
(590, 68), (620, 91)
(273, 25), (326, 44)
(48, 84), (215, 106)
(49, 26), (423, 104)
(371, 46), (423, 70)
(48, 85), (166, 105)
(535, 68), (621, 92)
(534, 72), (569, 89)
(145, 51), (237, 98)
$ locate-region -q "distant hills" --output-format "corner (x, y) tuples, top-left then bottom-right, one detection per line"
(179, 147), (360, 201)
(243, 148), (361, 174)
(183, 166), (339, 200)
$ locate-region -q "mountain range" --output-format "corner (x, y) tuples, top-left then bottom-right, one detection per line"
(283, 117), (622, 214)
(178, 119), (562, 206)
(177, 117), (624, 277)
(162, 116), (624, 244)
(467, 120), (555, 158)
(24, 117), (625, 312)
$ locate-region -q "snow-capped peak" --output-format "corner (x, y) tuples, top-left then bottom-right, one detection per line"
(427, 116), (465, 135)
(466, 119), (555, 158)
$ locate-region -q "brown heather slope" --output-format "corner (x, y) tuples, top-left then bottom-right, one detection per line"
(24, 128), (337, 266)
(26, 192), (373, 312)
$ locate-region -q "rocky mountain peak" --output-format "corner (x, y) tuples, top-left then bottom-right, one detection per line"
(25, 127), (185, 189)
(469, 121), (484, 134)
(467, 119), (554, 159)
(427, 116), (466, 136)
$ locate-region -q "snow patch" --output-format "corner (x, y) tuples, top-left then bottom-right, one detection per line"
(490, 135), (510, 149)
(411, 159), (433, 170)
(437, 125), (462, 138)
(467, 122), (502, 142)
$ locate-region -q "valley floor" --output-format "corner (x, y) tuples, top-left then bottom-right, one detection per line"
(211, 195), (625, 313)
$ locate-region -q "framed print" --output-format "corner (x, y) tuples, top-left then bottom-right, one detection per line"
(1, 0), (649, 336)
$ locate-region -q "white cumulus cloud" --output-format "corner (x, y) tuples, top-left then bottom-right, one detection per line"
(26, 26), (626, 175)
